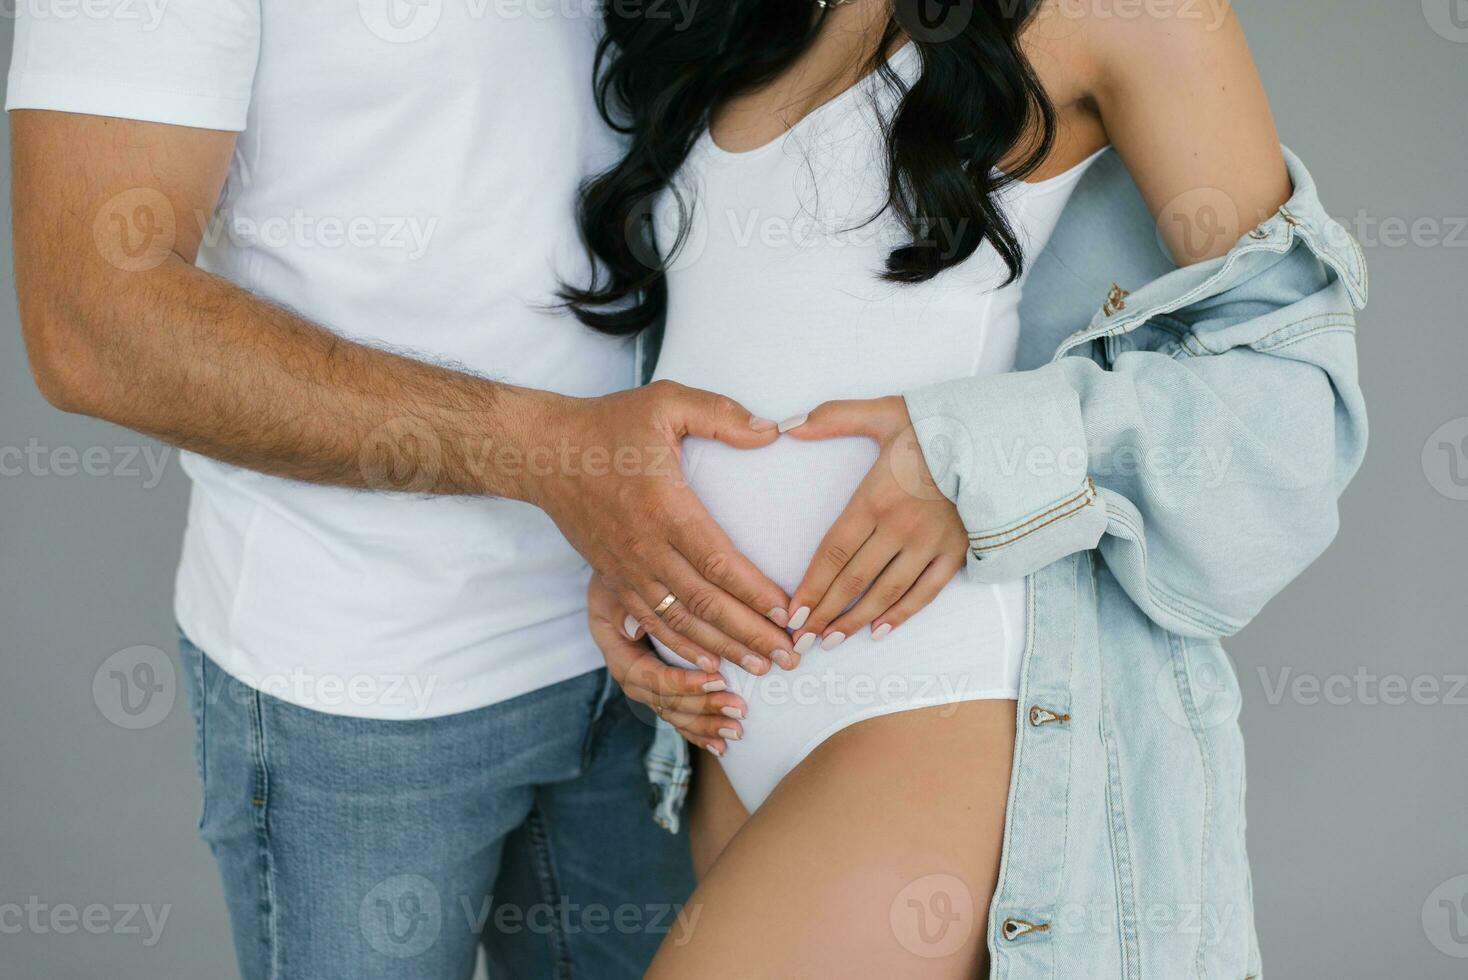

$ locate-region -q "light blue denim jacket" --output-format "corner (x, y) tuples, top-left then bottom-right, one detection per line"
(636, 147), (1367, 978)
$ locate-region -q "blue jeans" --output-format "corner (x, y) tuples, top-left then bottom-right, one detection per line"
(177, 631), (694, 980)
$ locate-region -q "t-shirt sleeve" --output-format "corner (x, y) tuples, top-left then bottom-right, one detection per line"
(6, 0), (261, 132)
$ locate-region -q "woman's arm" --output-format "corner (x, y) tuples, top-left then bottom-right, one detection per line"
(783, 4), (1366, 645)
(1082, 1), (1290, 266)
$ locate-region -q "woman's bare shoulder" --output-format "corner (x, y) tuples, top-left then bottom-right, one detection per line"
(1024, 0), (1290, 264)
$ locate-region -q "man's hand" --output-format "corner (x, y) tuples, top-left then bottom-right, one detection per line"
(780, 397), (969, 651)
(528, 381), (798, 676)
(588, 576), (746, 757)
(11, 111), (796, 675)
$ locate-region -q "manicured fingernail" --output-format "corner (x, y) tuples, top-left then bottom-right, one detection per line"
(721, 705), (744, 720)
(622, 615), (640, 639)
(787, 606), (811, 631)
(772, 649), (796, 670)
(872, 623), (892, 641)
(697, 655), (719, 673)
(706, 743), (723, 757)
(718, 727), (741, 741)
(777, 413), (809, 433)
(740, 653), (767, 674)
(702, 679), (727, 693)
(767, 606), (790, 627)
(750, 415), (777, 432)
(793, 632), (817, 655)
(821, 631), (846, 651)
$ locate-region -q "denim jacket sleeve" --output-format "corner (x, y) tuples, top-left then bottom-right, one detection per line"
(903, 148), (1369, 640)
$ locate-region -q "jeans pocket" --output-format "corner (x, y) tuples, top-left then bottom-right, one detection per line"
(582, 668), (631, 768)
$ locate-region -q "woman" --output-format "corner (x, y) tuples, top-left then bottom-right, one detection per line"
(570, 0), (1368, 975)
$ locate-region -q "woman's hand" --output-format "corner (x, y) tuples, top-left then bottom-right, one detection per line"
(587, 575), (747, 757)
(780, 397), (969, 651)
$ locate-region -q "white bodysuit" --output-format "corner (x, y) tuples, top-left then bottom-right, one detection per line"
(651, 44), (1104, 810)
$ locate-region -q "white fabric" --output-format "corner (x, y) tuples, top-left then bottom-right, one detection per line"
(650, 44), (1102, 809)
(8, 1), (633, 719)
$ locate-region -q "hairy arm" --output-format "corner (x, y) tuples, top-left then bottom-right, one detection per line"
(12, 109), (798, 671)
(14, 110), (547, 495)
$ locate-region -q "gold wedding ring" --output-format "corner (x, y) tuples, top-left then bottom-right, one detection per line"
(653, 593), (678, 616)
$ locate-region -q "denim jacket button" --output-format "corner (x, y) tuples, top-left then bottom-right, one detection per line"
(1001, 917), (1051, 942)
(1101, 283), (1130, 317)
(1028, 705), (1070, 727)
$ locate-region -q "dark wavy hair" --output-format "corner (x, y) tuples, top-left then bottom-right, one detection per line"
(562, 0), (1055, 334)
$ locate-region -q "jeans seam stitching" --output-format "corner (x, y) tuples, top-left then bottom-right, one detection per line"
(968, 479), (1096, 544)
(969, 479), (1098, 557)
(525, 807), (575, 979)
(1171, 634), (1214, 980)
(247, 690), (280, 980)
(193, 643), (210, 830)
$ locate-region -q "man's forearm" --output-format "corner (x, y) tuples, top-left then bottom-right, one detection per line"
(25, 252), (562, 500)
(12, 108), (796, 674)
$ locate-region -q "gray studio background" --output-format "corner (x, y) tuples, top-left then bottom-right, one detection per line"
(2, 2), (1465, 977)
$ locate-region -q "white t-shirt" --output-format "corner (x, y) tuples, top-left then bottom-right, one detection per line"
(8, 1), (632, 719)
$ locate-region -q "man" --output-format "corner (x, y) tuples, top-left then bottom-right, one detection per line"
(8, 2), (796, 977)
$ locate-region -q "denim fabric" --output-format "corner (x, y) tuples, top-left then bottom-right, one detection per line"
(178, 631), (694, 980)
(638, 147), (1367, 978)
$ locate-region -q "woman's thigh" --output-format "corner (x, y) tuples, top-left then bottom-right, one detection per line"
(688, 749), (749, 880)
(650, 698), (1017, 980)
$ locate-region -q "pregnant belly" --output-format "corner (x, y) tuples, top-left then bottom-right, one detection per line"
(682, 435), (878, 594)
(669, 433), (1023, 672)
(657, 437), (1026, 812)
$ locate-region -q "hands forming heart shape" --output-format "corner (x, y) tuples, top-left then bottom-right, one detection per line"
(575, 392), (969, 757)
